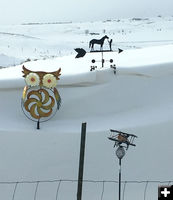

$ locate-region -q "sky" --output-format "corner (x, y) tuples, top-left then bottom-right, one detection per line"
(0, 0), (173, 24)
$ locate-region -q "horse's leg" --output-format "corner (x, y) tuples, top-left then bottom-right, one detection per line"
(90, 42), (92, 50)
(92, 43), (94, 51)
(100, 43), (103, 50)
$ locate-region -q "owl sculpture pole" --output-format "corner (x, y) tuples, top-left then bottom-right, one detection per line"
(21, 65), (61, 129)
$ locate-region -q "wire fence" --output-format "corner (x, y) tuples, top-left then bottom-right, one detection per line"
(0, 179), (172, 200)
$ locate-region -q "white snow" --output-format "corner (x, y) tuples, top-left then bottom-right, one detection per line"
(0, 53), (23, 68)
(0, 16), (173, 66)
(0, 17), (173, 199)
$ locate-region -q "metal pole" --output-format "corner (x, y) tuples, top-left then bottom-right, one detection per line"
(101, 51), (104, 68)
(37, 120), (40, 129)
(119, 158), (122, 200)
(77, 122), (87, 200)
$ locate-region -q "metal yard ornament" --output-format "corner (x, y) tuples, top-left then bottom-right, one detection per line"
(108, 129), (137, 150)
(89, 35), (109, 51)
(108, 129), (137, 200)
(21, 65), (61, 129)
(74, 35), (123, 74)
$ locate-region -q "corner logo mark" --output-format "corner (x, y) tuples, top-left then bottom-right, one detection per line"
(158, 186), (173, 200)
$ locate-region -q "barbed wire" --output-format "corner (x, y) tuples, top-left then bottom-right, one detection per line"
(0, 179), (172, 200)
(56, 180), (61, 200)
(122, 181), (127, 200)
(34, 181), (39, 200)
(100, 181), (105, 200)
(0, 179), (172, 184)
(144, 181), (149, 200)
(12, 182), (18, 200)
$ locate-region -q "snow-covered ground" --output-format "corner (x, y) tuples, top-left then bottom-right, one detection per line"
(0, 16), (173, 66)
(0, 17), (173, 199)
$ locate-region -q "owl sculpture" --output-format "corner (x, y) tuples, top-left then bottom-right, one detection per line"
(21, 65), (61, 128)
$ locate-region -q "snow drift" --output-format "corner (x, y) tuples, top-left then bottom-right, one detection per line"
(0, 45), (173, 199)
(0, 53), (23, 68)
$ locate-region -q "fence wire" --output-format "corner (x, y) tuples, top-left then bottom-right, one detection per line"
(0, 179), (172, 200)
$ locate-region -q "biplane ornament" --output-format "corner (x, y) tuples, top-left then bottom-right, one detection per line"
(108, 129), (137, 150)
(21, 65), (61, 129)
(74, 35), (123, 73)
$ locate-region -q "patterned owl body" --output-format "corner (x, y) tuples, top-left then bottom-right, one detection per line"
(21, 65), (61, 125)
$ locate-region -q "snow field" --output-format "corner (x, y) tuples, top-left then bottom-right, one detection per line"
(0, 17), (173, 199)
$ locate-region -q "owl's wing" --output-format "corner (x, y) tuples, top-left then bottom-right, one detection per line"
(52, 68), (61, 80)
(22, 65), (32, 78)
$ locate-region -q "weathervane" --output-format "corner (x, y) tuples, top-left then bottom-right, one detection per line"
(108, 129), (137, 200)
(75, 35), (123, 73)
(21, 65), (61, 129)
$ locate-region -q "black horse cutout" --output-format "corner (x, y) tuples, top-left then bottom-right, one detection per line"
(89, 35), (109, 51)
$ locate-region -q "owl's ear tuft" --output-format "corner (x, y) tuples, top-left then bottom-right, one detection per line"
(22, 65), (32, 78)
(52, 68), (61, 80)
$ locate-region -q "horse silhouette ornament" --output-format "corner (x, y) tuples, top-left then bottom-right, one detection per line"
(74, 35), (123, 73)
(89, 35), (109, 51)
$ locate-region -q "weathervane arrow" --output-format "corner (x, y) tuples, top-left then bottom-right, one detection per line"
(118, 48), (123, 54)
(74, 48), (87, 58)
(74, 48), (123, 58)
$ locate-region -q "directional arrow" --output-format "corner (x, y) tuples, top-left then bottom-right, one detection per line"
(118, 48), (123, 54)
(74, 48), (86, 58)
(74, 48), (123, 58)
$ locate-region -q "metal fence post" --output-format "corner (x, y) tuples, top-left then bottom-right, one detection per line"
(77, 122), (87, 200)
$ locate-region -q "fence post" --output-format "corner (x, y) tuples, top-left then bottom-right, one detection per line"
(77, 122), (87, 200)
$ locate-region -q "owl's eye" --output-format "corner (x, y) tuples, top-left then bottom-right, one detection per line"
(42, 74), (57, 88)
(25, 73), (40, 87)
